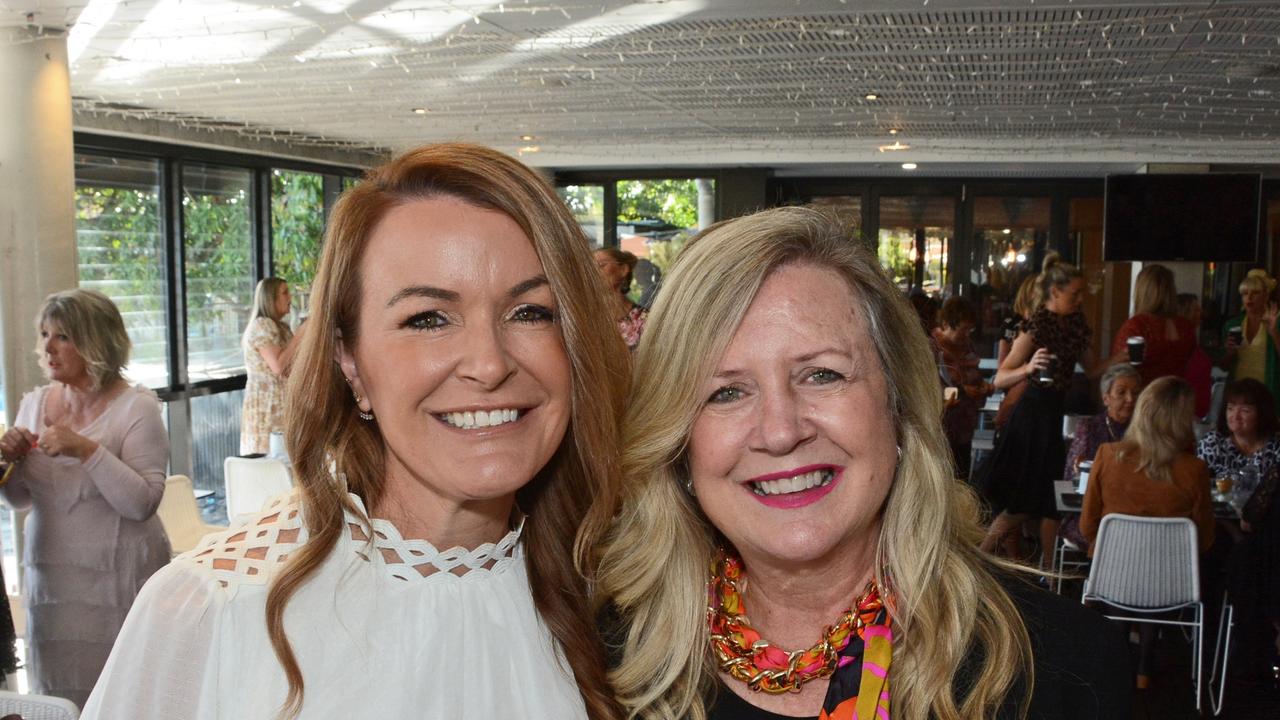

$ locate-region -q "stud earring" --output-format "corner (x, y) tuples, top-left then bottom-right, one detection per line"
(684, 477), (696, 496)
(352, 391), (374, 421)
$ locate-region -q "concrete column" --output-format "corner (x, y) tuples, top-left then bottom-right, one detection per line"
(696, 178), (715, 230)
(0, 26), (78, 423)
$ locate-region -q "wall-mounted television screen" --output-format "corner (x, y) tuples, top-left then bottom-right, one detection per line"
(1103, 173), (1261, 262)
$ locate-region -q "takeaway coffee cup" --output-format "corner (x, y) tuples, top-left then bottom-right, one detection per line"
(1036, 354), (1057, 386)
(1127, 336), (1146, 365)
(1228, 326), (1244, 347)
(1077, 460), (1094, 494)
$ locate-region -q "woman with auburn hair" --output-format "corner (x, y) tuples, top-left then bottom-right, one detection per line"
(596, 207), (1128, 720)
(84, 144), (628, 719)
(1110, 264), (1197, 386)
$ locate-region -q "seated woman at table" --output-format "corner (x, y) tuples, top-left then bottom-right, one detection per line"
(1196, 378), (1280, 483)
(1081, 377), (1215, 556)
(1063, 363), (1141, 483)
(1080, 376), (1215, 689)
(1058, 363), (1141, 550)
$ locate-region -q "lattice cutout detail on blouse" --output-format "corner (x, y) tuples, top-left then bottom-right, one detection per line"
(183, 490), (523, 595)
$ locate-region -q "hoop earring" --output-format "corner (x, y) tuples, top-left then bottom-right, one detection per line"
(896, 444), (903, 463)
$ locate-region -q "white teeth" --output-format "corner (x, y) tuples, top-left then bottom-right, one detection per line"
(750, 470), (833, 496)
(441, 409), (521, 430)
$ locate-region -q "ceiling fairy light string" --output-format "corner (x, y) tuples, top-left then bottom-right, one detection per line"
(10, 1), (1275, 155)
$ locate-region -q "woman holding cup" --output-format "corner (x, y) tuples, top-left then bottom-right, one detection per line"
(1111, 264), (1197, 387)
(977, 253), (1104, 567)
(1221, 269), (1280, 410)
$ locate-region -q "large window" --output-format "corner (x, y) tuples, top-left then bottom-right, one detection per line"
(878, 196), (954, 296)
(75, 154), (169, 388)
(271, 169), (325, 319)
(972, 197), (1050, 347)
(557, 184), (605, 248)
(182, 163), (255, 382)
(616, 178), (715, 300)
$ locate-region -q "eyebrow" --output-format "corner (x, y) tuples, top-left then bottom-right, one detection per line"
(710, 347), (861, 380)
(384, 275), (550, 308)
(385, 285), (460, 307)
(507, 275), (549, 299)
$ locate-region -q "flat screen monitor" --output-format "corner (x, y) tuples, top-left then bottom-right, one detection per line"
(1103, 173), (1261, 262)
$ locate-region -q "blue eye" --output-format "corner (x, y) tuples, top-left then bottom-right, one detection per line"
(708, 386), (743, 404)
(511, 304), (556, 324)
(401, 311), (448, 331)
(808, 368), (844, 384)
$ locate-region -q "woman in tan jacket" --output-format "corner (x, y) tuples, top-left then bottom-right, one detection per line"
(1079, 375), (1215, 689)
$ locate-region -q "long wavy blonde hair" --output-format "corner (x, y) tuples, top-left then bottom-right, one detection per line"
(1113, 376), (1196, 483)
(272, 144), (628, 719)
(594, 206), (1032, 720)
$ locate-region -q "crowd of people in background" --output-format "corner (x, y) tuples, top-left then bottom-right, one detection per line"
(2, 140), (1280, 714)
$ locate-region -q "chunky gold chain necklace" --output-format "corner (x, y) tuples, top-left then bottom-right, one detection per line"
(707, 552), (885, 694)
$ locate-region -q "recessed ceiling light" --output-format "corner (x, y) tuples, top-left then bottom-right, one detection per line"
(520, 134), (536, 141)
(901, 162), (917, 170)
(412, 107), (428, 114)
(889, 128), (900, 135)
(878, 141), (910, 152)
(1002, 228), (1012, 234)
(518, 145), (540, 154)
(865, 93), (879, 101)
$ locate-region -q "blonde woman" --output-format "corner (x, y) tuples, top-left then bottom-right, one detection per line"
(595, 207), (1129, 720)
(240, 276), (301, 454)
(85, 145), (627, 719)
(1221, 268), (1280, 409)
(1110, 264), (1197, 386)
(0, 289), (170, 707)
(1080, 376), (1214, 688)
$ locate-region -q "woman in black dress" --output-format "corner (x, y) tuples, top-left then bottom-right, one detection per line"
(979, 253), (1104, 568)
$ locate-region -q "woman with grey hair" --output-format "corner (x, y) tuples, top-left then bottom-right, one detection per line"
(0, 288), (170, 707)
(1058, 363), (1142, 551)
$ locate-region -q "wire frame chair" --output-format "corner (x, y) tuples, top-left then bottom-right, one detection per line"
(1081, 513), (1232, 714)
(223, 455), (293, 521)
(0, 689), (80, 719)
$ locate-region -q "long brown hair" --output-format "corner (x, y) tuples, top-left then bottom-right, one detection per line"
(271, 144), (628, 719)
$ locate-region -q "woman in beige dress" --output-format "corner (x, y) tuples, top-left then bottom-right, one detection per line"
(240, 277), (300, 454)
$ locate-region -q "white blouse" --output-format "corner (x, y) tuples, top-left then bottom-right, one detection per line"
(82, 492), (588, 719)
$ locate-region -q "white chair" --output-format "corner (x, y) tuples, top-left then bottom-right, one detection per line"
(1050, 535), (1089, 596)
(1081, 514), (1231, 714)
(0, 689), (80, 719)
(224, 456), (293, 521)
(156, 474), (226, 555)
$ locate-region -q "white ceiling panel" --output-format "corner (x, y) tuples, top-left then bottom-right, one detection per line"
(1, 1), (1278, 171)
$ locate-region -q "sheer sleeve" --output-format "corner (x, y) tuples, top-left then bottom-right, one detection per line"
(81, 561), (224, 719)
(86, 390), (169, 522)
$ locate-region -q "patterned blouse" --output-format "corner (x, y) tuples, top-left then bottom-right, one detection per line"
(618, 304), (648, 351)
(1026, 307), (1092, 391)
(1195, 430), (1280, 481)
(1064, 412), (1129, 481)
